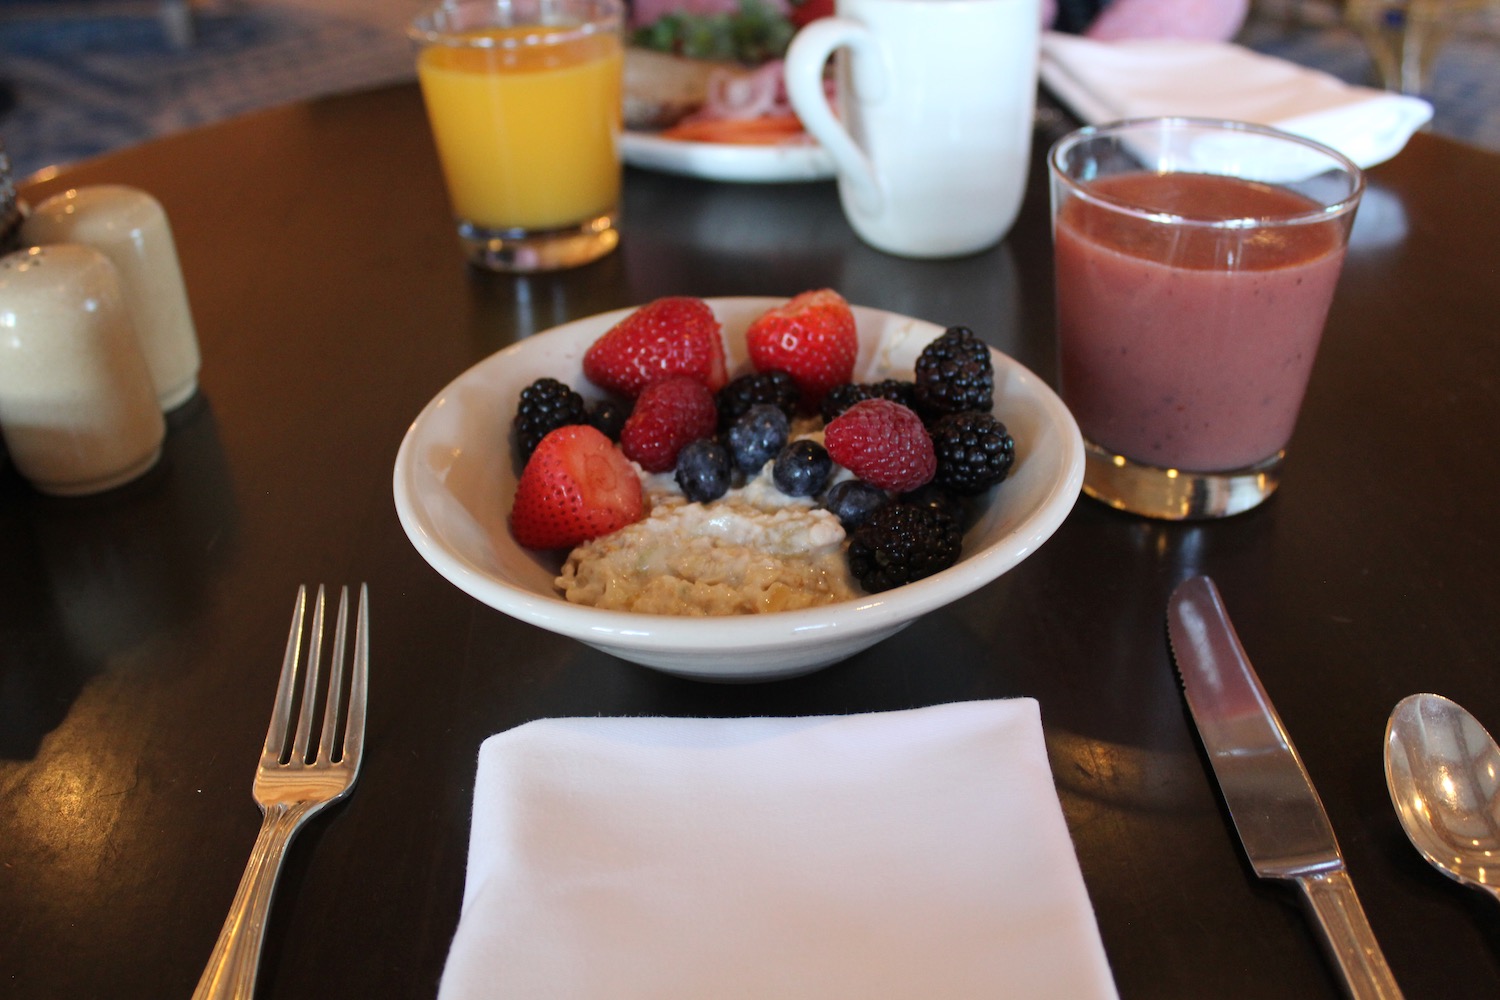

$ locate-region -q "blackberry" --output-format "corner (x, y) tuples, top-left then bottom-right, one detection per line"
(914, 326), (993, 417)
(899, 482), (968, 528)
(847, 503), (962, 593)
(930, 411), (1015, 495)
(823, 479), (888, 528)
(819, 379), (918, 423)
(515, 377), (588, 458)
(588, 398), (630, 442)
(772, 439), (833, 497)
(726, 403), (790, 473)
(716, 369), (800, 429)
(675, 438), (732, 503)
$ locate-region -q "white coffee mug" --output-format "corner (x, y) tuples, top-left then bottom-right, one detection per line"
(785, 0), (1040, 259)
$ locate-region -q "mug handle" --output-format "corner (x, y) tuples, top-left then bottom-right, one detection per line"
(784, 17), (887, 217)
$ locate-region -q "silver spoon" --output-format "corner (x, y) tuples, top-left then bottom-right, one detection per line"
(1385, 693), (1500, 903)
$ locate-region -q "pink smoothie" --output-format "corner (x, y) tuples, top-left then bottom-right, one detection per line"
(1055, 172), (1348, 472)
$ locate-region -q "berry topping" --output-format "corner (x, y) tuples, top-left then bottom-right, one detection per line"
(823, 398), (937, 494)
(619, 375), (719, 473)
(915, 326), (994, 418)
(930, 411), (1016, 495)
(716, 369), (800, 429)
(823, 479), (888, 529)
(583, 297), (727, 398)
(726, 403), (791, 473)
(819, 379), (917, 424)
(675, 438), (733, 503)
(772, 439), (833, 497)
(510, 425), (644, 550)
(587, 398), (631, 441)
(745, 289), (858, 410)
(846, 502), (962, 593)
(515, 377), (588, 460)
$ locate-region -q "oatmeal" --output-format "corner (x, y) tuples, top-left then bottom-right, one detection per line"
(556, 463), (858, 615)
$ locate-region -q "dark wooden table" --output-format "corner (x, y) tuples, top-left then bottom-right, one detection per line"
(4, 83), (1498, 999)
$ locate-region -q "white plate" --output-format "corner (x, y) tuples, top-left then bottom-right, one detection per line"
(621, 130), (836, 184)
(392, 297), (1083, 681)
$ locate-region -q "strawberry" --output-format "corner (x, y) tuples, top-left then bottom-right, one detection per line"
(745, 289), (858, 411)
(510, 425), (644, 550)
(583, 297), (727, 398)
(620, 375), (718, 473)
(823, 398), (937, 493)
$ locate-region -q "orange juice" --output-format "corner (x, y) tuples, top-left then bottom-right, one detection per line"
(417, 26), (622, 232)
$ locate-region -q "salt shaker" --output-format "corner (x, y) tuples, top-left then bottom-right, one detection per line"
(0, 245), (166, 496)
(24, 185), (202, 410)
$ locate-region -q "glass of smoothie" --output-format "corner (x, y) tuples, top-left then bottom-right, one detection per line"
(411, 0), (624, 273)
(1048, 118), (1363, 519)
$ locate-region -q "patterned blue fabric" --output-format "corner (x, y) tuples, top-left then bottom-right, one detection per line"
(0, 4), (413, 178)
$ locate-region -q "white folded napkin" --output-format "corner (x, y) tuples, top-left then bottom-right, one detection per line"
(438, 700), (1117, 1000)
(1040, 31), (1433, 169)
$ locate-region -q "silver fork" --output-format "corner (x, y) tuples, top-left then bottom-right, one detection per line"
(192, 584), (370, 1000)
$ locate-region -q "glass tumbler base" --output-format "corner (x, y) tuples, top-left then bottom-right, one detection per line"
(1080, 439), (1283, 520)
(459, 210), (618, 273)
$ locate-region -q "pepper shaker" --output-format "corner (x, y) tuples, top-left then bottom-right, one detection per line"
(0, 245), (166, 496)
(24, 185), (202, 410)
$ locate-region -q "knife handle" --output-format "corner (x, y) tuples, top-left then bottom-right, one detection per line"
(1296, 870), (1404, 1000)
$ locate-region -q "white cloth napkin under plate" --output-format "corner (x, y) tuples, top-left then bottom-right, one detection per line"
(438, 700), (1117, 1000)
(1040, 31), (1433, 169)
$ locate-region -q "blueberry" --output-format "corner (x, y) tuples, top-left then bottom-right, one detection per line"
(823, 479), (889, 528)
(588, 398), (630, 442)
(772, 439), (833, 497)
(674, 438), (731, 503)
(726, 403), (790, 473)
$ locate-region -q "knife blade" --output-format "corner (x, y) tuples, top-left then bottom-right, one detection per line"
(1166, 575), (1402, 1000)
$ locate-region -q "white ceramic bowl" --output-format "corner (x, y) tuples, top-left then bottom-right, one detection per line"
(393, 297), (1083, 682)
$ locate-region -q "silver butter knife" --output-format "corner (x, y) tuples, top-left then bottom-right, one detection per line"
(1167, 575), (1402, 1000)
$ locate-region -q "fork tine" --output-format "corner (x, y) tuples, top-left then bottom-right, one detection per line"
(340, 584), (370, 771)
(317, 586), (351, 764)
(291, 585), (327, 764)
(263, 585), (308, 762)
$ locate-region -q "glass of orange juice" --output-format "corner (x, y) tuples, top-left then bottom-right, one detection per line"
(410, 0), (624, 272)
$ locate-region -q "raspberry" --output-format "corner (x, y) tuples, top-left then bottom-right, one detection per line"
(819, 379), (917, 423)
(915, 326), (994, 418)
(823, 398), (936, 494)
(744, 289), (858, 410)
(847, 503), (962, 593)
(930, 411), (1015, 495)
(583, 297), (727, 398)
(620, 376), (718, 473)
(515, 377), (588, 459)
(716, 369), (800, 430)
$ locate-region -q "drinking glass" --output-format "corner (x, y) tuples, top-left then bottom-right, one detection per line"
(411, 0), (624, 272)
(1049, 118), (1363, 519)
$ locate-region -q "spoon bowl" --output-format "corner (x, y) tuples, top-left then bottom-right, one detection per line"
(1385, 692), (1500, 902)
